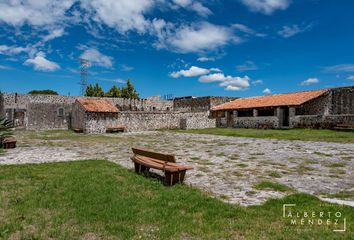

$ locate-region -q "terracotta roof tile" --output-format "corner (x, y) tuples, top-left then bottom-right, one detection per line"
(77, 98), (119, 113)
(211, 89), (329, 111)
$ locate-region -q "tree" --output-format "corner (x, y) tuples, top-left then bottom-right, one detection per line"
(28, 89), (58, 95)
(85, 84), (95, 97)
(105, 85), (121, 98)
(121, 79), (139, 99)
(93, 83), (104, 97)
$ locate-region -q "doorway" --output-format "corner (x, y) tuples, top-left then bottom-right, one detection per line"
(281, 107), (289, 127)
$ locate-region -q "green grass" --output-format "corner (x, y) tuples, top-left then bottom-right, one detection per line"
(0, 161), (353, 239)
(253, 180), (292, 192)
(167, 128), (354, 143)
(268, 171), (282, 178)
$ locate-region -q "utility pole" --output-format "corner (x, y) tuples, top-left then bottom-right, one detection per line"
(79, 58), (89, 96)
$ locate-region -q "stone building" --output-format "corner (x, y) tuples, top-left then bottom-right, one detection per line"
(173, 96), (238, 112)
(0, 93), (222, 133)
(211, 86), (354, 129)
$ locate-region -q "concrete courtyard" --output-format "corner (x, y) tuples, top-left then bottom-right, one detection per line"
(1, 130), (353, 206)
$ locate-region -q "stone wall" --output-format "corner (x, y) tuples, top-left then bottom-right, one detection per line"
(83, 111), (216, 134)
(173, 96), (237, 112)
(331, 86), (354, 114)
(71, 101), (85, 130)
(234, 116), (279, 128)
(295, 92), (331, 116)
(2, 93), (173, 112)
(291, 114), (354, 129)
(26, 103), (72, 130)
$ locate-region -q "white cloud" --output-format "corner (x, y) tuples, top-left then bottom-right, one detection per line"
(252, 79), (263, 85)
(24, 52), (60, 71)
(120, 64), (134, 72)
(42, 28), (65, 42)
(0, 64), (11, 70)
(170, 66), (210, 78)
(347, 75), (354, 80)
(199, 73), (250, 91)
(263, 88), (271, 95)
(81, 0), (154, 34)
(0, 45), (32, 56)
(240, 0), (290, 15)
(0, 0), (74, 27)
(324, 64), (354, 73)
(172, 0), (212, 17)
(154, 22), (239, 53)
(199, 73), (226, 82)
(236, 61), (258, 72)
(301, 78), (319, 86)
(81, 48), (113, 68)
(210, 68), (222, 72)
(232, 23), (266, 37)
(278, 24), (313, 38)
(197, 57), (215, 62)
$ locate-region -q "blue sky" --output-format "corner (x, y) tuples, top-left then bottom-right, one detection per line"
(0, 0), (353, 98)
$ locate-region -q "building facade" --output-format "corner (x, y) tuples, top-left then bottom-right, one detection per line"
(211, 86), (354, 129)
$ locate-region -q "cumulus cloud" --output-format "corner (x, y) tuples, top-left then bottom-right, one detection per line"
(81, 0), (154, 34)
(199, 73), (250, 91)
(301, 77), (319, 86)
(278, 24), (313, 38)
(263, 88), (271, 95)
(24, 52), (60, 71)
(0, 0), (74, 27)
(236, 61), (258, 72)
(81, 48), (113, 68)
(323, 64), (354, 73)
(170, 66), (210, 78)
(347, 75), (354, 80)
(240, 0), (290, 15)
(154, 22), (239, 53)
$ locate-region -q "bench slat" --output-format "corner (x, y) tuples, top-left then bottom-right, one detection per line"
(132, 148), (176, 163)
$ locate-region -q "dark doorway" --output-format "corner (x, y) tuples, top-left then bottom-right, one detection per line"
(282, 108), (289, 127)
(226, 111), (234, 128)
(14, 111), (25, 127)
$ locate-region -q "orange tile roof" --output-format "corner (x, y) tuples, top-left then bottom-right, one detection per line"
(211, 89), (329, 111)
(77, 98), (119, 113)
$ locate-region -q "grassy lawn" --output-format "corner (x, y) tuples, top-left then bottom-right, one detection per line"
(169, 128), (354, 143)
(1, 161), (353, 239)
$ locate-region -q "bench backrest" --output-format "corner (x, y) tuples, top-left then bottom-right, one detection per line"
(132, 148), (176, 163)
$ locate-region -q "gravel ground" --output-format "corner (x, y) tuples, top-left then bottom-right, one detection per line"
(1, 130), (353, 206)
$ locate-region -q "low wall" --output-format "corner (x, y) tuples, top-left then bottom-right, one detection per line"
(291, 114), (354, 128)
(84, 111), (216, 133)
(234, 116), (279, 128)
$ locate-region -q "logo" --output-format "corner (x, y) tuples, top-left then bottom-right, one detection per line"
(283, 204), (346, 232)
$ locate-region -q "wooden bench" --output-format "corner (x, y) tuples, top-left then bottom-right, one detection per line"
(131, 148), (193, 186)
(106, 125), (125, 133)
(2, 136), (16, 149)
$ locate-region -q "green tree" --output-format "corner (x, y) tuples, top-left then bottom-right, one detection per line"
(105, 85), (121, 98)
(93, 83), (104, 97)
(85, 84), (95, 97)
(28, 89), (58, 95)
(121, 79), (139, 99)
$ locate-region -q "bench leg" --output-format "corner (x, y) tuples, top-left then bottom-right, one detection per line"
(165, 170), (186, 186)
(134, 163), (149, 174)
